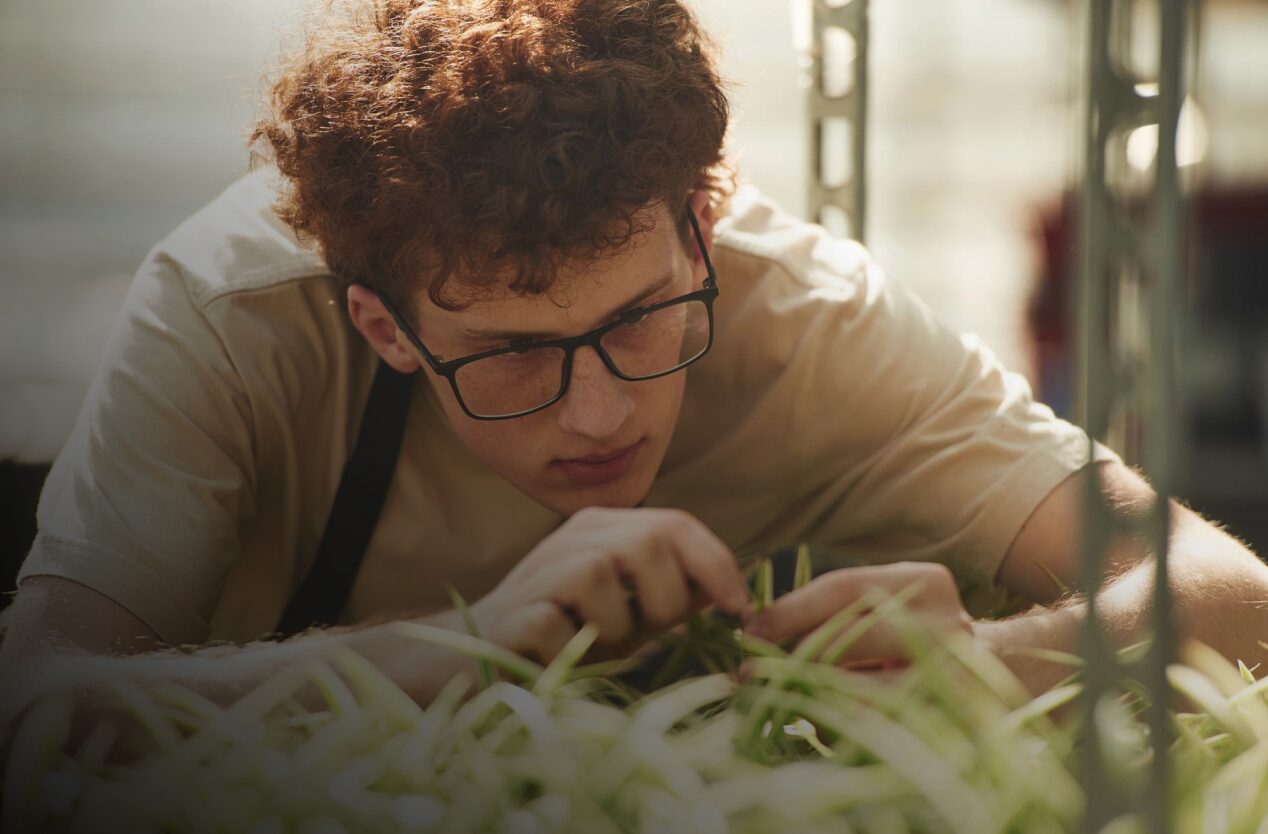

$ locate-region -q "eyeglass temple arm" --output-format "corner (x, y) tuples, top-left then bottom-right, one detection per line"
(368, 288), (449, 367)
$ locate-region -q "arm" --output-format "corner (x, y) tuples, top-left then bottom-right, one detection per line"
(743, 460), (1268, 697)
(0, 576), (485, 756)
(976, 460), (1268, 695)
(1, 508), (749, 760)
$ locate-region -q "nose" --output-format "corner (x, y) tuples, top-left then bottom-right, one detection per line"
(555, 345), (636, 440)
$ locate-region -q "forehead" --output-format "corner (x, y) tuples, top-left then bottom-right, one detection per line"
(417, 206), (685, 330)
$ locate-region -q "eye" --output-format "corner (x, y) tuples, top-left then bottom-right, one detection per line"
(620, 305), (655, 326)
(506, 337), (540, 352)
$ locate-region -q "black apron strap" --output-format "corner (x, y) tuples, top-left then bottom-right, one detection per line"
(275, 361), (414, 637)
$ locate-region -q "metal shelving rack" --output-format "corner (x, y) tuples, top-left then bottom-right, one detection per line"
(1077, 0), (1192, 831)
(801, 0), (1195, 827)
(800, 0), (868, 244)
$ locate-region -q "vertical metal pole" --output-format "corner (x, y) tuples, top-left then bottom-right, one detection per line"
(1077, 2), (1129, 826)
(1143, 2), (1187, 831)
(800, 0), (868, 243)
(1078, 0), (1190, 831)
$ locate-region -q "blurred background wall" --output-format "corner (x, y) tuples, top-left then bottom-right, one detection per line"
(2, 0), (1266, 578)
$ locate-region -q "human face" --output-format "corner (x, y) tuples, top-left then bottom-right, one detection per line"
(400, 205), (713, 515)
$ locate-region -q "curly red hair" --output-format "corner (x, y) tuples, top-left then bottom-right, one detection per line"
(251, 0), (734, 312)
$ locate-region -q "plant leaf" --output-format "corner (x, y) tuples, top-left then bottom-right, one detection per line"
(445, 582), (496, 690)
(793, 543), (813, 591)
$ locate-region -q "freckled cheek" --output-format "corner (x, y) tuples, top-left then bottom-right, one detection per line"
(449, 410), (563, 473)
(642, 373), (687, 429)
(603, 380), (680, 474)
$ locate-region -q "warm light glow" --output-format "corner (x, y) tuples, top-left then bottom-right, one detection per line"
(1125, 97), (1210, 171)
(1126, 124), (1160, 170)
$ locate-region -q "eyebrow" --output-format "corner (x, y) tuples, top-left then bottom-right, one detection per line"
(459, 269), (677, 342)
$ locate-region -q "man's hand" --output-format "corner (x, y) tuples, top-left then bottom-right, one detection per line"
(741, 561), (975, 672)
(469, 507), (751, 663)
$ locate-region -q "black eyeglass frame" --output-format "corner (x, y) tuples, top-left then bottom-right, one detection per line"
(377, 209), (720, 421)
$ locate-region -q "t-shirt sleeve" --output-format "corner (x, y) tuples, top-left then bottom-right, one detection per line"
(777, 238), (1119, 587)
(17, 251), (257, 645)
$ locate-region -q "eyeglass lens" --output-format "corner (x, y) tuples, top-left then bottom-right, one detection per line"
(452, 298), (711, 418)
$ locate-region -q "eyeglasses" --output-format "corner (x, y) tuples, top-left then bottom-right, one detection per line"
(378, 209), (720, 420)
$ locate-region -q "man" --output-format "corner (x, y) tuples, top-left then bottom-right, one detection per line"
(3, 0), (1267, 730)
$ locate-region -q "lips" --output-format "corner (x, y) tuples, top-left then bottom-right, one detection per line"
(553, 440), (644, 486)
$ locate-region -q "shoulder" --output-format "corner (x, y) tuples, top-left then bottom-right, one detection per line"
(676, 185), (980, 465)
(110, 169), (370, 424)
(149, 167), (333, 311)
(120, 167), (357, 376)
(714, 186), (874, 301)
(700, 186), (894, 383)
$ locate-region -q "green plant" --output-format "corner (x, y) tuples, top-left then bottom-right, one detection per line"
(6, 551), (1268, 834)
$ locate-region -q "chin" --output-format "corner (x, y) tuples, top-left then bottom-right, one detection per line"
(552, 488), (645, 516)
(543, 474), (653, 516)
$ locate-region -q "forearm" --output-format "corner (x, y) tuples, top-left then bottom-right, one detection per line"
(978, 514), (1268, 696)
(2, 608), (479, 763)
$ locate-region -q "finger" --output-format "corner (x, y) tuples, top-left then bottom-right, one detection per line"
(656, 511), (749, 615)
(799, 616), (910, 667)
(518, 601), (580, 665)
(617, 543), (690, 632)
(801, 610), (969, 667)
(562, 557), (634, 647)
(745, 564), (952, 643)
(685, 580), (714, 614)
(848, 663), (910, 686)
(839, 658), (908, 672)
(744, 570), (864, 643)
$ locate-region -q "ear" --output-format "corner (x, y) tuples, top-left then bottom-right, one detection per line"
(687, 189), (715, 268)
(346, 284), (422, 373)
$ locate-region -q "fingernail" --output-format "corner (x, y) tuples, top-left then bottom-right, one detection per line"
(746, 619), (766, 639)
(729, 587), (750, 612)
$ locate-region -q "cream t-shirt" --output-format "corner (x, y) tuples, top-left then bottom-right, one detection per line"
(19, 169), (1115, 645)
